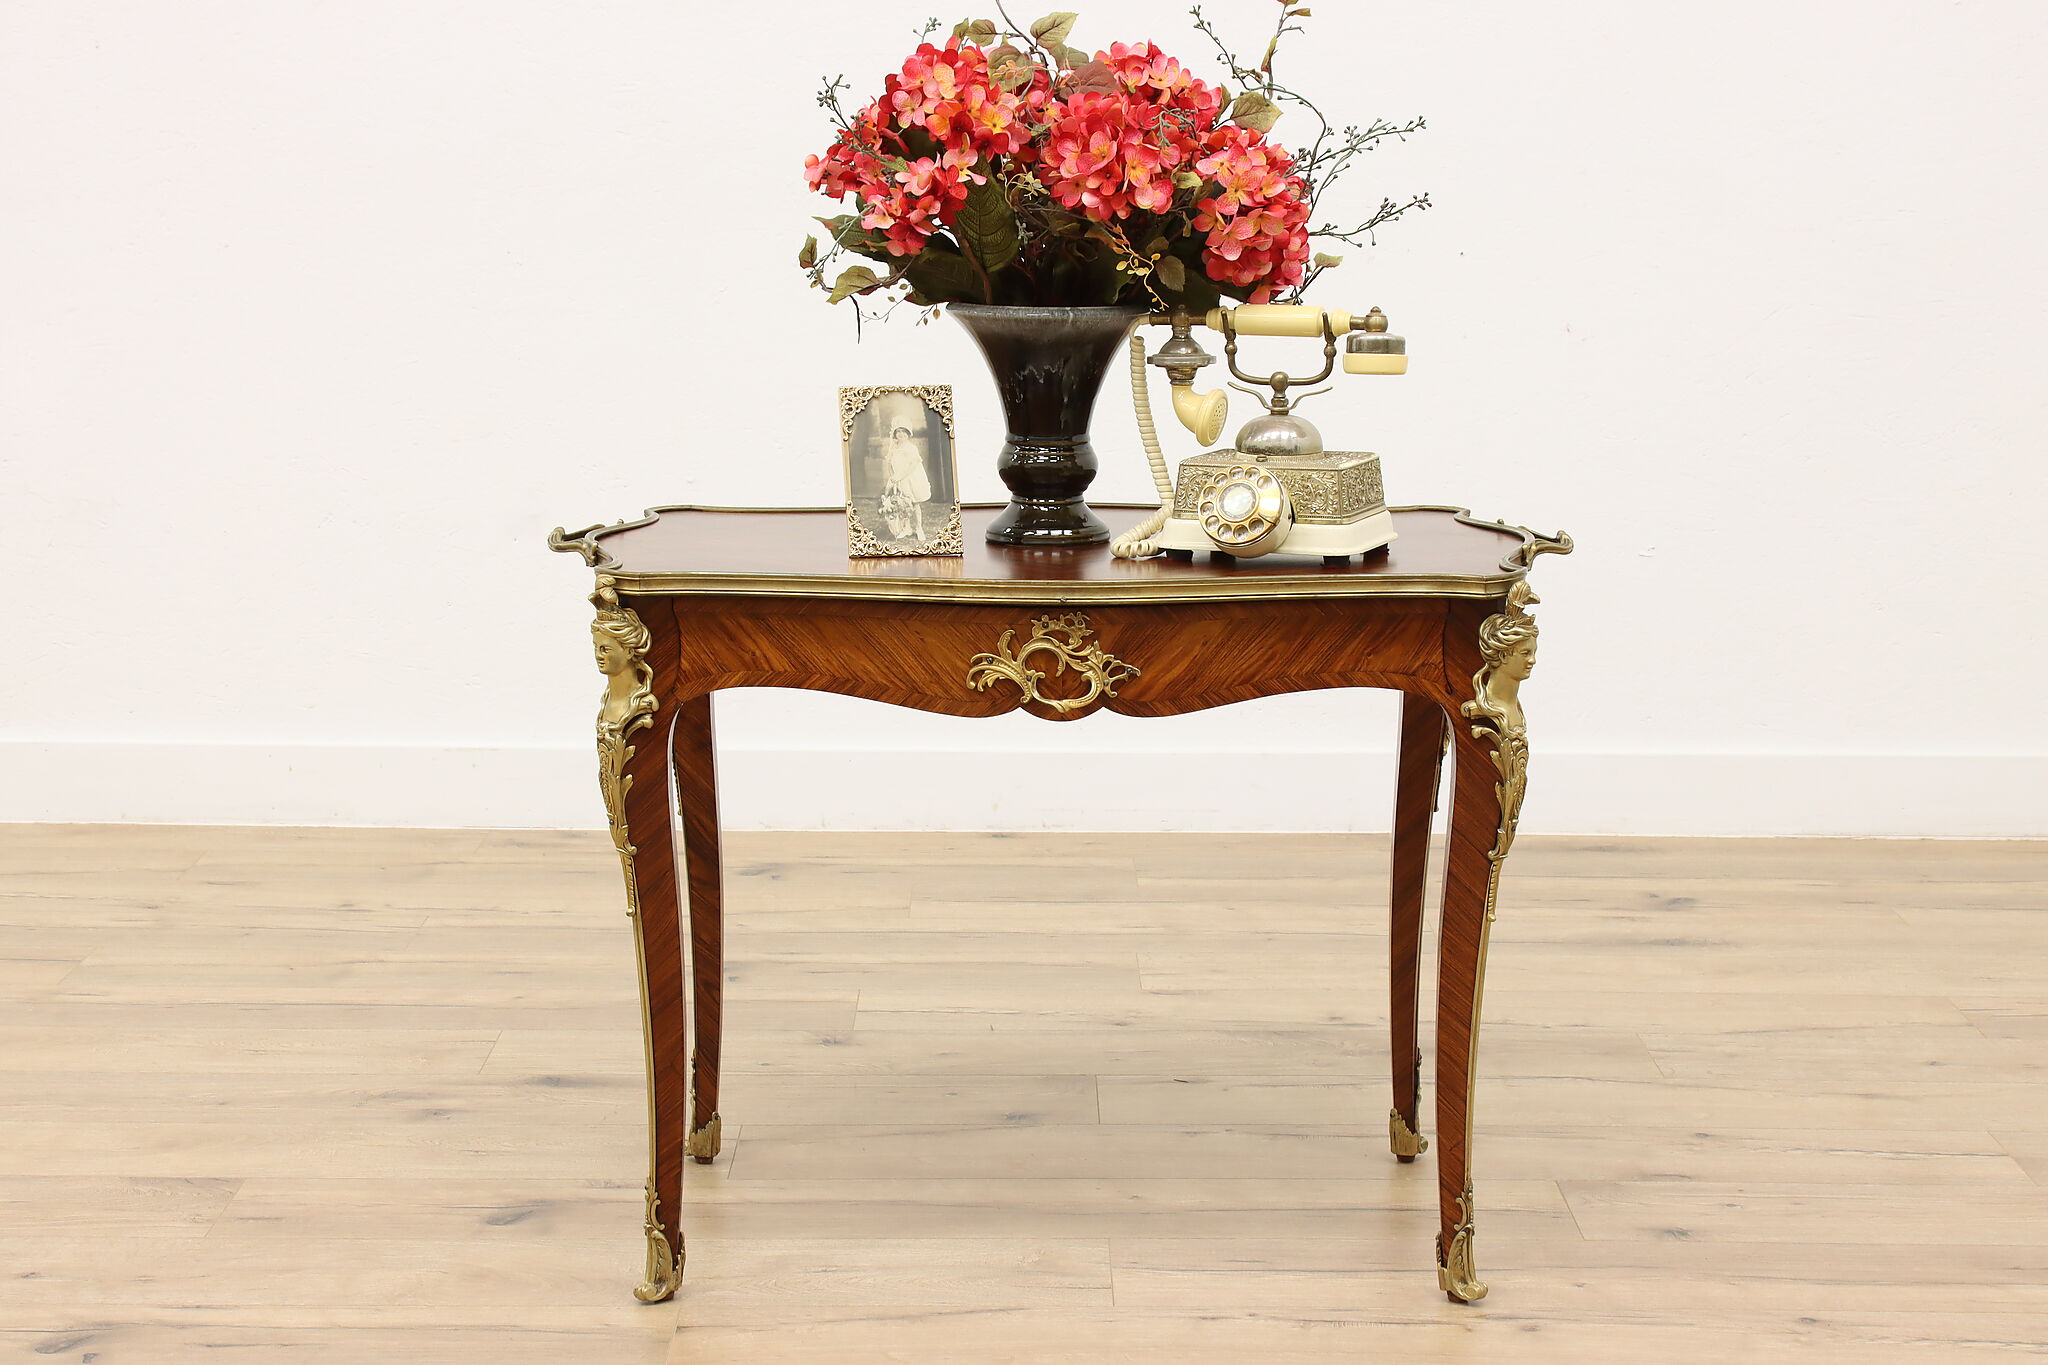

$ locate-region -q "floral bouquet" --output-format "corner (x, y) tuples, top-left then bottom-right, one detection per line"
(800, 4), (1427, 314)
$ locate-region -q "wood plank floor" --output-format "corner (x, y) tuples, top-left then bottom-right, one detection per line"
(0, 824), (2045, 1362)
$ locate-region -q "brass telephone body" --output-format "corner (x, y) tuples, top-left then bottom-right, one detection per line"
(1114, 303), (1408, 563)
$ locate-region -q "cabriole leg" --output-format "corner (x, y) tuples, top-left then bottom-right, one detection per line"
(1389, 692), (1447, 1161)
(591, 578), (687, 1303)
(1434, 582), (1542, 1304)
(674, 693), (725, 1164)
(1434, 726), (1500, 1304)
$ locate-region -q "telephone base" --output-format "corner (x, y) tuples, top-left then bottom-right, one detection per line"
(1151, 508), (1398, 561)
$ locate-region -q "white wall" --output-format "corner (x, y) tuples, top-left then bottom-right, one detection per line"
(5, 1), (2046, 835)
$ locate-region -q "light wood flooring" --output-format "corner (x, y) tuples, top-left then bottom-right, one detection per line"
(1, 824), (2046, 1362)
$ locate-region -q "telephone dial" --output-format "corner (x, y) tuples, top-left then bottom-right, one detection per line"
(1114, 303), (1408, 563)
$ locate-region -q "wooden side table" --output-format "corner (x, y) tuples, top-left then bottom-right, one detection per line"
(550, 503), (1571, 1304)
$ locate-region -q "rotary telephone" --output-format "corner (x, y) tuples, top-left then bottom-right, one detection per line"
(1114, 303), (1408, 562)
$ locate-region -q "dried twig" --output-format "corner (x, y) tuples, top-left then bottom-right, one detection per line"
(1311, 192), (1435, 247)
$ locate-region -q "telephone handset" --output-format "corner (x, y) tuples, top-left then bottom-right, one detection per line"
(1113, 304), (1408, 562)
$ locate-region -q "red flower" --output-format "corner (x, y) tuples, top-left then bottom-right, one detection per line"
(804, 98), (889, 199)
(887, 39), (983, 132)
(803, 32), (1321, 302)
(1039, 90), (1195, 221)
(859, 153), (980, 257)
(952, 81), (1030, 157)
(878, 39), (1033, 162)
(1193, 125), (1312, 301)
(1100, 40), (1224, 129)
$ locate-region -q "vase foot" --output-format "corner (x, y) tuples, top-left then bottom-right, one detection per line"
(986, 499), (1110, 548)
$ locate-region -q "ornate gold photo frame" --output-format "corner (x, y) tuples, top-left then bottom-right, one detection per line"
(840, 385), (964, 557)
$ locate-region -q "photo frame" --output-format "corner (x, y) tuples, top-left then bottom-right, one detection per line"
(841, 385), (964, 557)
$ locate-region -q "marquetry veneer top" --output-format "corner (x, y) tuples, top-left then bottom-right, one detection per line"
(550, 504), (1562, 604)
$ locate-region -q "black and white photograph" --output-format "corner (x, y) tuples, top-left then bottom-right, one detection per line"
(840, 385), (963, 557)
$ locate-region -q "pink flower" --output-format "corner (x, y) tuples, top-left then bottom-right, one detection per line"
(877, 38), (1035, 162)
(1195, 126), (1294, 213)
(888, 39), (980, 132)
(1038, 90), (1195, 221)
(803, 99), (889, 198)
(953, 81), (1029, 156)
(857, 181), (940, 257)
(1100, 40), (1224, 129)
(858, 154), (979, 256)
(1192, 126), (1312, 301)
(1016, 64), (1057, 122)
(941, 146), (989, 185)
(893, 155), (970, 205)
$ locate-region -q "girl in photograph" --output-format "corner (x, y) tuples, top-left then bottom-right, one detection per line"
(878, 422), (930, 542)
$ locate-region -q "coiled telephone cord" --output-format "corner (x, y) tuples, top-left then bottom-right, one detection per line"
(1110, 332), (1177, 559)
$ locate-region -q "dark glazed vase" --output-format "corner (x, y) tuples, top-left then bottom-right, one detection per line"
(950, 303), (1146, 548)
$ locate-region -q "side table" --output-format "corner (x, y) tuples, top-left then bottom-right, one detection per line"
(549, 503), (1571, 1303)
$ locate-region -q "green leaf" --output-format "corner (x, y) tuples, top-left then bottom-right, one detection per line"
(1068, 59), (1117, 94)
(902, 248), (984, 304)
(1312, 251), (1344, 269)
(954, 17), (999, 43)
(1050, 41), (1089, 70)
(1029, 11), (1078, 47)
(1154, 255), (1187, 292)
(827, 265), (882, 304)
(1175, 266), (1223, 313)
(988, 43), (1035, 91)
(1229, 90), (1282, 134)
(953, 174), (1019, 274)
(816, 214), (895, 262)
(1172, 170), (1204, 190)
(798, 235), (819, 269)
(1160, 239), (1221, 311)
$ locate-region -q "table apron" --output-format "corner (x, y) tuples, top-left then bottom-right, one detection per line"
(641, 593), (1476, 721)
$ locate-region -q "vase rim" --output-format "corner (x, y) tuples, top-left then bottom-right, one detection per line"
(948, 302), (1148, 318)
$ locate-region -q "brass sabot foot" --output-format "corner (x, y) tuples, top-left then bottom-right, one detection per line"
(1436, 1186), (1487, 1303)
(687, 1113), (723, 1164)
(1438, 1255), (1488, 1304)
(1389, 1107), (1429, 1160)
(634, 1181), (683, 1303)
(634, 1250), (682, 1305)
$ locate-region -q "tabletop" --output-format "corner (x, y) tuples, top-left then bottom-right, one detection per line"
(549, 503), (1556, 603)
